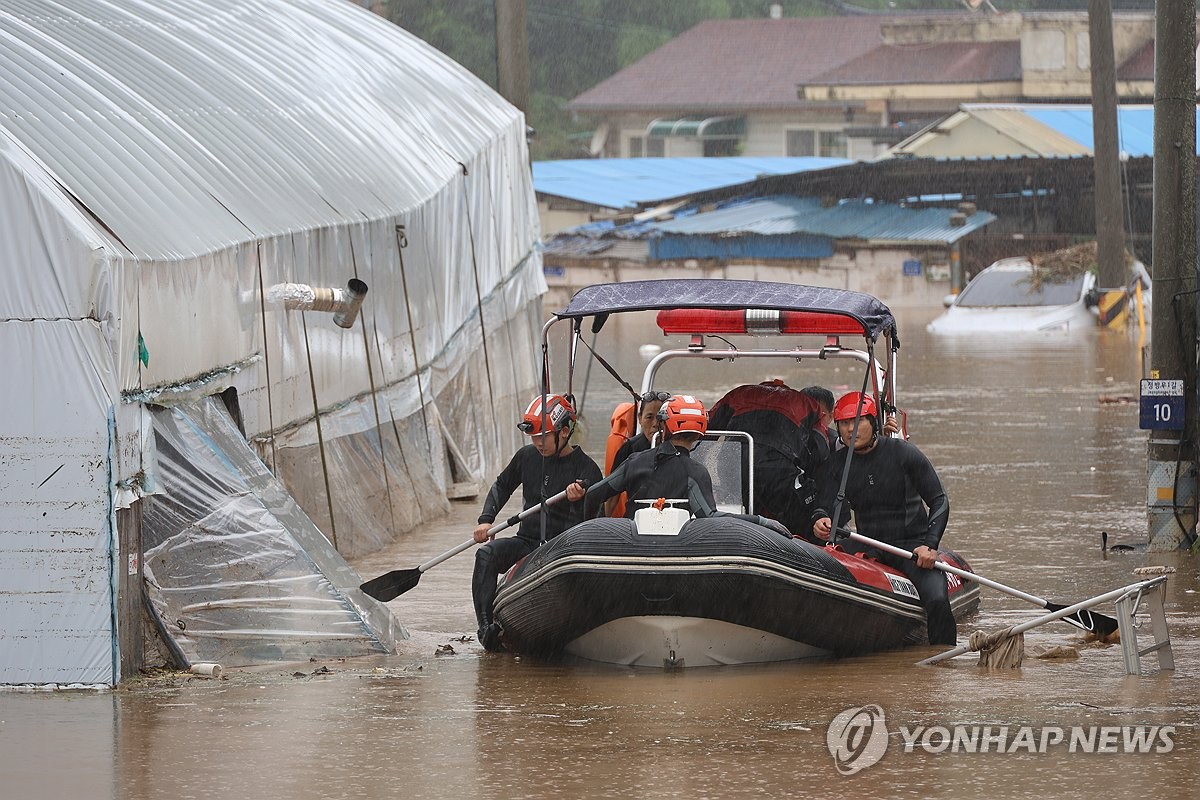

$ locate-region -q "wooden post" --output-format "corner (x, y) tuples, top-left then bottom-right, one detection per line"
(494, 0), (530, 115)
(1088, 0), (1128, 302)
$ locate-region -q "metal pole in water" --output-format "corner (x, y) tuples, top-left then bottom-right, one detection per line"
(1147, 0), (1198, 550)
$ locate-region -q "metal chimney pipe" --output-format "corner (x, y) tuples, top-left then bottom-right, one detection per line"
(268, 278), (369, 329)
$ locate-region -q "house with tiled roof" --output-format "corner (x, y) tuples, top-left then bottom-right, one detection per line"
(567, 10), (1156, 161)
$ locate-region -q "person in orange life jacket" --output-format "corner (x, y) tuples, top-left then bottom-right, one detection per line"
(604, 391), (668, 516)
(472, 394), (603, 652)
(585, 395), (791, 538)
(809, 392), (955, 645)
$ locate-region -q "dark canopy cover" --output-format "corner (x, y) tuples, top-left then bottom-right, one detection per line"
(557, 279), (897, 342)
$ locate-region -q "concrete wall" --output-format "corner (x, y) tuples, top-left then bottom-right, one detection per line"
(1021, 13), (1155, 99)
(538, 198), (597, 236)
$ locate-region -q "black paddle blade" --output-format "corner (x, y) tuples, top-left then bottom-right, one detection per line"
(1044, 602), (1120, 638)
(359, 568), (422, 602)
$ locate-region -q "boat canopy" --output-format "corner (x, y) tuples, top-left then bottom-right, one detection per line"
(555, 279), (898, 343)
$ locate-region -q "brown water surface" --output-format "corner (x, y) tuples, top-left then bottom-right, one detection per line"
(3, 308), (1196, 799)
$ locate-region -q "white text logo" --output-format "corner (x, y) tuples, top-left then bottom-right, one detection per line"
(826, 704), (889, 775)
(828, 707), (1175, 775)
(899, 725), (1175, 755)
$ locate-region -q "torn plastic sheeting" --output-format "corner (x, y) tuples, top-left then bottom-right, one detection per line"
(142, 398), (401, 668)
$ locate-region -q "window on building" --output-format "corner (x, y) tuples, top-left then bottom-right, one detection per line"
(786, 129), (815, 157)
(628, 136), (664, 157)
(788, 129), (848, 158)
(703, 138), (739, 157)
(818, 131), (847, 158)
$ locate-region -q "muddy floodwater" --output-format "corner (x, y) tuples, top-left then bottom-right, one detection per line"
(3, 308), (1197, 799)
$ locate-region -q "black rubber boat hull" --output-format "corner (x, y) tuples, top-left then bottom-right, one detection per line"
(493, 517), (980, 666)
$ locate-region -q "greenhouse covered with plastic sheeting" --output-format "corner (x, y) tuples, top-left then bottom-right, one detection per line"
(0, 0), (544, 685)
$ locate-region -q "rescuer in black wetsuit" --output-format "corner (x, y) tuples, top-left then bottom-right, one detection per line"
(471, 394), (602, 652)
(585, 395), (791, 537)
(809, 391), (956, 645)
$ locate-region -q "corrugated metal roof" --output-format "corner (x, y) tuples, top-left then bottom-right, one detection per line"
(655, 195), (995, 244)
(953, 108), (1088, 157)
(960, 104), (1189, 157)
(0, 0), (520, 260)
(654, 196), (825, 235)
(540, 235), (649, 260)
(651, 232), (833, 262)
(532, 157), (851, 210)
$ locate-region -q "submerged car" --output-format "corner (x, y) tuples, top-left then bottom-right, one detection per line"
(927, 256), (1150, 334)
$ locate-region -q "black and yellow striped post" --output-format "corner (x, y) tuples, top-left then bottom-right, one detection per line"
(1095, 288), (1131, 329)
(1095, 281), (1150, 335)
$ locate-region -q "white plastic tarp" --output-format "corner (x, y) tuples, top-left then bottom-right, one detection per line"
(0, 319), (116, 685)
(142, 398), (399, 667)
(0, 0), (545, 684)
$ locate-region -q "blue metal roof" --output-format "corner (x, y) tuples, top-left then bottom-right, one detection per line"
(655, 195), (995, 244)
(651, 232), (833, 261)
(964, 104), (1199, 157)
(531, 157), (851, 210)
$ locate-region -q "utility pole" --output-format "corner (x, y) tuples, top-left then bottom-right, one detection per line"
(1088, 0), (1129, 327)
(1147, 0), (1198, 550)
(494, 0), (530, 116)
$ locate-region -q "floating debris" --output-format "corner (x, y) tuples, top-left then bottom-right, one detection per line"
(1033, 645), (1080, 660)
(1023, 241), (1134, 290)
(1133, 565), (1177, 576)
(1081, 628), (1121, 645)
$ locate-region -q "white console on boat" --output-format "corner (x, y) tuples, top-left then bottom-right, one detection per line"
(632, 500), (690, 535)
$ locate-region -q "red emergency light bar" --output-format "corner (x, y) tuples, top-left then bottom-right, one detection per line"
(656, 309), (866, 336)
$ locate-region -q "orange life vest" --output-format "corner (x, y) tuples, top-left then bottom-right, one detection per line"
(605, 402), (636, 517)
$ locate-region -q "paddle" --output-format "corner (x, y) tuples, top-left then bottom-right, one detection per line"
(835, 529), (1120, 638)
(359, 487), (573, 602)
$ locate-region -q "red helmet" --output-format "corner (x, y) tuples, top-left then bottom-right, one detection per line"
(832, 391), (878, 422)
(657, 394), (708, 436)
(519, 394), (575, 435)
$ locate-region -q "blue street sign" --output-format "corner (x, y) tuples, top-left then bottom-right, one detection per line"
(1140, 379), (1185, 430)
(902, 259), (921, 276)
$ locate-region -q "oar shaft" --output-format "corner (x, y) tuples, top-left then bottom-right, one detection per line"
(418, 536), (485, 573)
(842, 530), (1050, 607)
(416, 488), (573, 573)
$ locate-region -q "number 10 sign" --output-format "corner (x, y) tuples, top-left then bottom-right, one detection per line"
(1140, 379), (1185, 430)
